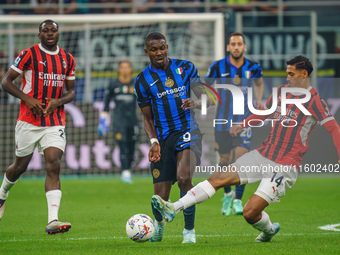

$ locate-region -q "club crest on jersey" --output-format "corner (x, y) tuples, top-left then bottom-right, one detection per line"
(233, 75), (241, 85)
(63, 60), (67, 69)
(245, 71), (251, 79)
(122, 85), (128, 93)
(165, 77), (174, 87)
(176, 67), (183, 75)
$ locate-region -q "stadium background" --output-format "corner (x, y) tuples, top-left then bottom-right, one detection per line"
(0, 0), (339, 177)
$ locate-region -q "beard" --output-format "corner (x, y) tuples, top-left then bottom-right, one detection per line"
(231, 51), (244, 60)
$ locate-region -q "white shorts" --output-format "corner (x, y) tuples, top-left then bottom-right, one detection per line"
(15, 121), (66, 157)
(231, 150), (297, 204)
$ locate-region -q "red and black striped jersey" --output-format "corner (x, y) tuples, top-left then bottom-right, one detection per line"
(11, 43), (75, 127)
(256, 85), (334, 167)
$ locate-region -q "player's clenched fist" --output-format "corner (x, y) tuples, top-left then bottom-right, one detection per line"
(229, 124), (244, 137)
(149, 143), (161, 163)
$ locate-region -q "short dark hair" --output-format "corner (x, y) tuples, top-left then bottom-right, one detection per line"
(118, 60), (132, 68)
(39, 19), (58, 32)
(145, 32), (166, 47)
(286, 55), (313, 76)
(228, 32), (245, 44)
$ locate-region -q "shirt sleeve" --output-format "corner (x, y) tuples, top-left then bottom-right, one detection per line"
(309, 96), (334, 125)
(205, 61), (218, 78)
(323, 119), (340, 160)
(253, 63), (263, 78)
(11, 49), (32, 74)
(134, 76), (151, 108)
(66, 52), (76, 80)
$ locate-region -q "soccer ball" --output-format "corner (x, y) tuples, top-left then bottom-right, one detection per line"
(126, 214), (155, 242)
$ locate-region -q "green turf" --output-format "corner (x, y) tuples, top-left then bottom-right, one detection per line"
(0, 176), (339, 255)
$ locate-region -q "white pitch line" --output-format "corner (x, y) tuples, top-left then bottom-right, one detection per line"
(0, 232), (338, 243)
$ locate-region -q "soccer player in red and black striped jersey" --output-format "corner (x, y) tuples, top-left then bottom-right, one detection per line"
(0, 20), (75, 235)
(152, 55), (340, 242)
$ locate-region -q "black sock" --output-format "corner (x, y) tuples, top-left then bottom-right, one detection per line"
(219, 163), (232, 194)
(181, 190), (195, 230)
(235, 184), (245, 200)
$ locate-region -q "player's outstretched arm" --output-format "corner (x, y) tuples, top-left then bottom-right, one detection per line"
(44, 79), (75, 116)
(1, 68), (44, 116)
(140, 106), (161, 163)
(323, 119), (340, 164)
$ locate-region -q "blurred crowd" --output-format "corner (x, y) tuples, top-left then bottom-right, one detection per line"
(2, 1), (339, 28)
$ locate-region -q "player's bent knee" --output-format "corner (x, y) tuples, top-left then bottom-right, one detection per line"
(177, 175), (192, 188)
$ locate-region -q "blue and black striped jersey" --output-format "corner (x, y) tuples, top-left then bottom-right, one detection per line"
(134, 58), (200, 140)
(206, 55), (263, 131)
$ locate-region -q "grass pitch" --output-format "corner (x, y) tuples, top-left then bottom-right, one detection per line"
(0, 176), (339, 255)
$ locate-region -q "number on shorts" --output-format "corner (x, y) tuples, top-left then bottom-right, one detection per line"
(183, 132), (191, 142)
(59, 129), (65, 139)
(240, 127), (252, 138)
(270, 172), (284, 188)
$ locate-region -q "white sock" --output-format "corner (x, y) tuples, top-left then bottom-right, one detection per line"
(224, 190), (234, 197)
(251, 211), (274, 234)
(173, 180), (216, 213)
(0, 173), (17, 200)
(46, 190), (62, 223)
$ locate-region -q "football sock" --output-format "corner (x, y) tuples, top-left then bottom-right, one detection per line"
(46, 190), (62, 223)
(120, 150), (130, 170)
(220, 163), (232, 195)
(173, 180), (216, 213)
(181, 190), (195, 231)
(152, 201), (163, 222)
(235, 184), (245, 200)
(251, 211), (274, 234)
(0, 173), (17, 200)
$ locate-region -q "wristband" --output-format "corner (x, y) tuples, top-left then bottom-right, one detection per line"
(150, 138), (159, 145)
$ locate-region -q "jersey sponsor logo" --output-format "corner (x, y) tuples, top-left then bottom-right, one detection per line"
(39, 61), (46, 66)
(273, 106), (299, 120)
(150, 79), (158, 86)
(39, 72), (66, 87)
(165, 77), (174, 88)
(156, 86), (186, 99)
(221, 72), (229, 77)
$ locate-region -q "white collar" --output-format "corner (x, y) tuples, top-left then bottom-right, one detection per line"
(39, 43), (59, 55)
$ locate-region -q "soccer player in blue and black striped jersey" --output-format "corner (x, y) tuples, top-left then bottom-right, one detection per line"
(135, 32), (206, 243)
(206, 32), (264, 216)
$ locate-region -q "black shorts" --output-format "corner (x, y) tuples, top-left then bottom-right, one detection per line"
(151, 129), (202, 184)
(215, 127), (253, 154)
(113, 125), (138, 142)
